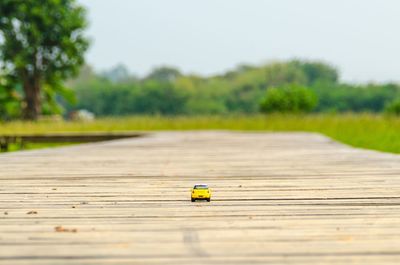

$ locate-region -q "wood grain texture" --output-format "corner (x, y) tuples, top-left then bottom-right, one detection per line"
(1, 132), (400, 264)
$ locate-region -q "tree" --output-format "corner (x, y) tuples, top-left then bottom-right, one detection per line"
(384, 99), (400, 115)
(293, 60), (338, 85)
(145, 66), (182, 83)
(260, 85), (318, 114)
(0, 74), (22, 119)
(132, 81), (188, 115)
(101, 64), (137, 83)
(0, 0), (89, 120)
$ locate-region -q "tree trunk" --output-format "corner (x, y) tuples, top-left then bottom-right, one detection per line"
(23, 75), (41, 120)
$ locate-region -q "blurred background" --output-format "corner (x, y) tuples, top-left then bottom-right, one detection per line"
(0, 0), (399, 153)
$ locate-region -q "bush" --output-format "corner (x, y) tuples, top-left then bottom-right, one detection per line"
(0, 86), (21, 120)
(384, 99), (400, 115)
(260, 85), (318, 113)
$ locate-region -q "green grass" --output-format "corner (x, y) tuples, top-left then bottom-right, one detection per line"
(6, 142), (75, 152)
(1, 114), (399, 154)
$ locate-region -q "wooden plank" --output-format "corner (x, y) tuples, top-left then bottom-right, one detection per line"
(1, 132), (400, 264)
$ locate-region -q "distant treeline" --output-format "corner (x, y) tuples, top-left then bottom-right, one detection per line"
(66, 60), (400, 116)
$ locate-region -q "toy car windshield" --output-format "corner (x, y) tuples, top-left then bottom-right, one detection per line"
(194, 185), (208, 190)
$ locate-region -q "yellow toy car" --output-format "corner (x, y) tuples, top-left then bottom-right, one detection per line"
(191, 184), (211, 202)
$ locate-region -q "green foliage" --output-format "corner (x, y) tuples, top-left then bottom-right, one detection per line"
(71, 77), (188, 116)
(101, 64), (135, 83)
(0, 75), (21, 119)
(145, 66), (182, 82)
(260, 85), (318, 113)
(0, 0), (89, 119)
(293, 60), (338, 85)
(131, 81), (188, 115)
(384, 98), (400, 115)
(68, 60), (339, 116)
(311, 83), (400, 113)
(67, 60), (400, 117)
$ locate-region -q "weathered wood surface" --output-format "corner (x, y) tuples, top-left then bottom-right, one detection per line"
(1, 132), (400, 264)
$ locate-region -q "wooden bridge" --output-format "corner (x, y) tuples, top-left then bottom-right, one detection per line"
(1, 132), (400, 264)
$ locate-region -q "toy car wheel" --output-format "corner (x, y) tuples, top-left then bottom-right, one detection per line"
(207, 198), (211, 202)
(191, 198), (195, 202)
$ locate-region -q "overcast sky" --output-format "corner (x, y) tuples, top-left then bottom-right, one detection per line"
(79, 0), (400, 83)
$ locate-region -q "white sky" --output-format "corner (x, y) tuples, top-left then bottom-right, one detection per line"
(79, 0), (400, 83)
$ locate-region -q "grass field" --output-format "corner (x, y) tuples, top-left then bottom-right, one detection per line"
(4, 142), (75, 152)
(0, 114), (399, 154)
